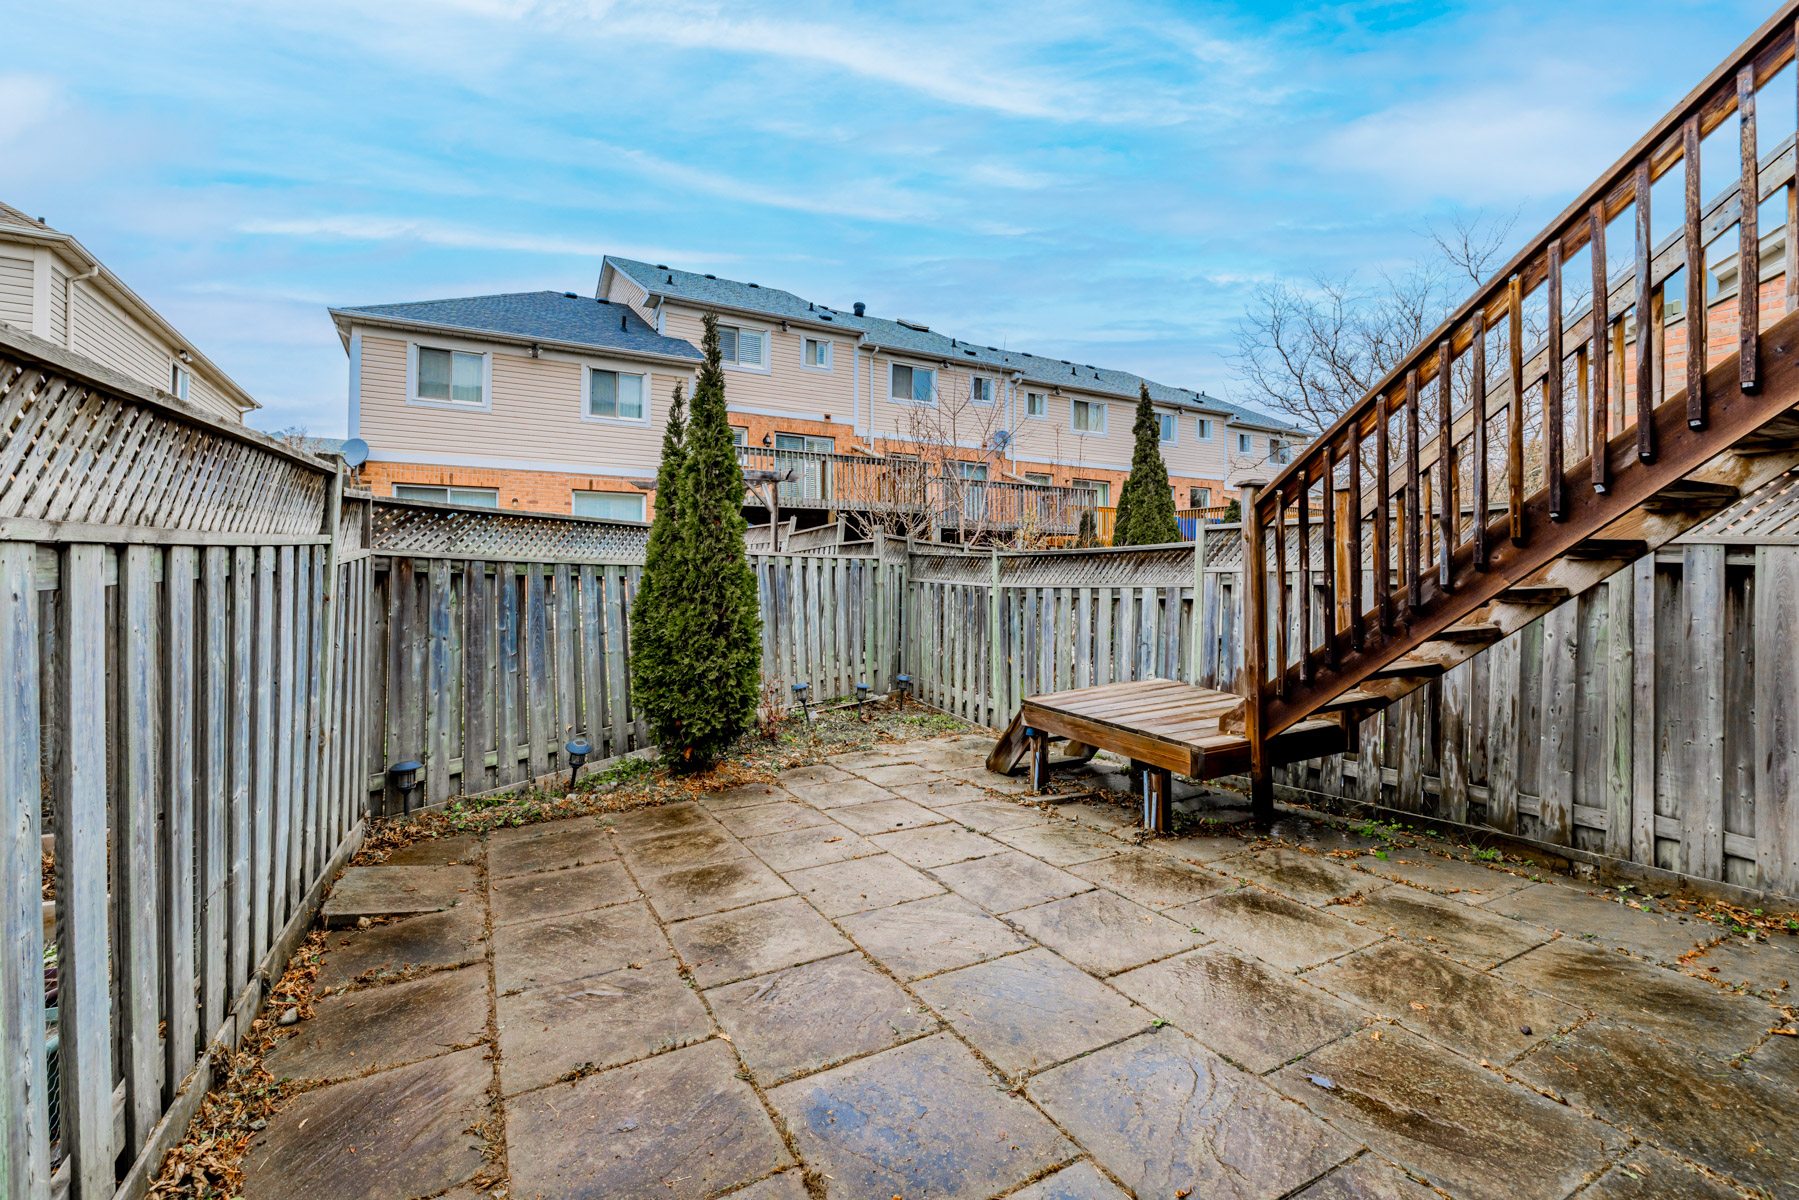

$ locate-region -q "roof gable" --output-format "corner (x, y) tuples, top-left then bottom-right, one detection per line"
(332, 291), (702, 361)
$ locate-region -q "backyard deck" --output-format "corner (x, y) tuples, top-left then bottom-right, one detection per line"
(244, 733), (1799, 1200)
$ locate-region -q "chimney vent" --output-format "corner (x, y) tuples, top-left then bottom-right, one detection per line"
(853, 302), (866, 317)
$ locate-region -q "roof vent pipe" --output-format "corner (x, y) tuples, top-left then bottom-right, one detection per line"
(853, 302), (866, 316)
(620, 313), (628, 331)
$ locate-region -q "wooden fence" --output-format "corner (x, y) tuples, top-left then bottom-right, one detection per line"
(0, 325), (371, 1199)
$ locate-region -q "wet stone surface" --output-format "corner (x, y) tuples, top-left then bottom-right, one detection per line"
(767, 1032), (1074, 1200)
(667, 894), (855, 988)
(1357, 852), (1537, 903)
(1004, 888), (1204, 976)
(638, 855), (793, 920)
(1217, 847), (1386, 907)
(1176, 888), (1383, 970)
(784, 775), (899, 809)
(491, 900), (668, 993)
(620, 822), (748, 871)
(787, 853), (943, 916)
(706, 952), (937, 1084)
(266, 965), (488, 1083)
(1682, 933), (1799, 1001)
(1111, 945), (1367, 1073)
(1344, 885), (1550, 969)
(507, 1039), (791, 1200)
(828, 796), (947, 834)
(315, 904), (487, 991)
(378, 833), (481, 866)
(837, 892), (1035, 980)
(1273, 1027), (1626, 1200)
(489, 857), (638, 926)
(1579, 1145), (1749, 1200)
(1292, 1154), (1440, 1200)
(868, 822), (1000, 867)
(1030, 1026), (1357, 1200)
(495, 957), (711, 1095)
(608, 800), (713, 844)
(1484, 882), (1719, 963)
(714, 800), (835, 839)
(319, 864), (481, 926)
(1069, 849), (1232, 909)
(1009, 1160), (1130, 1199)
(991, 820), (1126, 866)
(930, 849), (1091, 913)
(740, 823), (876, 872)
(931, 797), (1051, 832)
(487, 820), (615, 878)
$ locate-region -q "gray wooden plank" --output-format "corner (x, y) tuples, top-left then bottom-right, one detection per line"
(1537, 602), (1577, 845)
(1684, 543), (1726, 879)
(464, 562), (493, 794)
(1485, 629), (1520, 833)
(497, 562), (521, 783)
(229, 546), (253, 992)
(1439, 659), (1469, 824)
(605, 566), (627, 756)
(118, 544), (162, 1153)
(272, 544), (296, 928)
(425, 558), (452, 806)
(553, 562), (576, 763)
(525, 565), (551, 779)
(197, 547), (229, 1049)
(1396, 689), (1424, 813)
(162, 544), (199, 1095)
(1755, 546), (1799, 893)
(1603, 566), (1635, 860)
(304, 545), (326, 878)
(252, 545), (275, 959)
(578, 565), (603, 759)
(1630, 555), (1657, 864)
(625, 565), (647, 748)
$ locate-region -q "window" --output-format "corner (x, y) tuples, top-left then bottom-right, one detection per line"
(954, 461), (988, 480)
(1195, 417), (1214, 441)
(416, 345), (486, 405)
(1072, 400), (1106, 435)
(731, 426), (749, 446)
(891, 363), (936, 404)
(572, 490), (647, 521)
(169, 363), (190, 401)
(802, 338), (832, 370)
(1189, 487), (1212, 509)
(1237, 432), (1253, 454)
(1025, 392), (1047, 419)
(717, 324), (766, 368)
(970, 376), (994, 405)
(1071, 478), (1110, 507)
(1157, 413), (1176, 443)
(393, 484), (498, 507)
(1270, 438), (1291, 465)
(587, 368), (646, 421)
(1024, 472), (1053, 485)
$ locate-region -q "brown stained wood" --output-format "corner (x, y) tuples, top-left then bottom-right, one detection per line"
(1471, 311), (1490, 570)
(1347, 419), (1364, 649)
(1241, 482), (1272, 810)
(1405, 368), (1423, 614)
(1686, 115), (1708, 427)
(1437, 339), (1456, 589)
(1739, 64), (1761, 392)
(1590, 201), (1612, 493)
(1508, 276), (1527, 542)
(1298, 470), (1313, 684)
(1547, 237), (1567, 520)
(1321, 444), (1338, 668)
(1375, 391), (1393, 632)
(1275, 488), (1289, 699)
(1635, 161), (1657, 462)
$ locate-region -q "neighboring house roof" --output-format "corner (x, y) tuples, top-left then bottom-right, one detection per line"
(0, 200), (260, 412)
(330, 291), (703, 363)
(602, 255), (1304, 436)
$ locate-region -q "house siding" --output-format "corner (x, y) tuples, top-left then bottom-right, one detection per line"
(0, 253), (32, 331)
(662, 306), (856, 423)
(48, 264), (68, 343)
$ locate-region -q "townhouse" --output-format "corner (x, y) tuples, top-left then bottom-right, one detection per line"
(331, 257), (1305, 525)
(0, 200), (258, 422)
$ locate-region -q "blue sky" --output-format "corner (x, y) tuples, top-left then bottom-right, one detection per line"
(1, 0), (1781, 436)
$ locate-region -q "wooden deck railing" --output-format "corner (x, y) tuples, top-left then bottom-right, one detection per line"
(1244, 4), (1799, 803)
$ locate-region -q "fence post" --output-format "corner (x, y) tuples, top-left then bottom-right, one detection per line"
(988, 545), (1002, 727)
(1241, 482), (1272, 820)
(1188, 523), (1207, 683)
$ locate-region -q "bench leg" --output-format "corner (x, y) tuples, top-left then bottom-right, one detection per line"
(1249, 766), (1274, 822)
(1028, 728), (1051, 793)
(1142, 767), (1172, 833)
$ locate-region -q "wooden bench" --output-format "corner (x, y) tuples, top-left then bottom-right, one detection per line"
(988, 678), (1348, 830)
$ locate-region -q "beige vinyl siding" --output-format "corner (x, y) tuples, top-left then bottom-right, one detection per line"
(0, 254), (32, 330)
(1001, 383), (1130, 471)
(71, 282), (166, 384)
(355, 334), (676, 477)
(1162, 412), (1230, 479)
(605, 273), (656, 327)
(49, 265), (67, 343)
(662, 306), (855, 422)
(188, 373), (232, 418)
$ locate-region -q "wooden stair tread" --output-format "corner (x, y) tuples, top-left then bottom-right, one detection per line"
(1642, 480), (1739, 511)
(1567, 538), (1649, 560)
(1496, 585), (1570, 606)
(1364, 658), (1445, 681)
(1431, 622), (1504, 644)
(1315, 689), (1384, 713)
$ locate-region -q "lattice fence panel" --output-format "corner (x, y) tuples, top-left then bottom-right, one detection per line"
(371, 499), (650, 562)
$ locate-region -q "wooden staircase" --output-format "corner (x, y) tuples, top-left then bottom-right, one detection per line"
(1239, 1), (1799, 814)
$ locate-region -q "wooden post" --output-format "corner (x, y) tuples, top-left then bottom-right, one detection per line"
(1188, 519), (1207, 682)
(1143, 766), (1172, 833)
(988, 545), (1002, 728)
(1241, 481), (1273, 821)
(1028, 726), (1050, 793)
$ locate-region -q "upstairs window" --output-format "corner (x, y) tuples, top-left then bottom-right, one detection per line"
(1237, 432), (1253, 454)
(1195, 417), (1214, 441)
(588, 368), (646, 421)
(718, 324), (765, 368)
(802, 337), (832, 370)
(169, 363), (190, 401)
(970, 376), (995, 405)
(1270, 437), (1291, 465)
(731, 426), (749, 446)
(393, 484), (498, 507)
(416, 345), (485, 405)
(1072, 399), (1106, 435)
(891, 363), (936, 404)
(1157, 413), (1176, 443)
(1025, 392), (1047, 418)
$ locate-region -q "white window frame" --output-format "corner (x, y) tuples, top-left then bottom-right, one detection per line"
(970, 375), (996, 405)
(1071, 399), (1107, 436)
(1025, 391), (1048, 420)
(1023, 472), (1053, 485)
(392, 484), (499, 507)
(1270, 437), (1291, 465)
(1195, 417), (1214, 441)
(717, 322), (772, 374)
(571, 489), (648, 522)
(801, 337), (833, 372)
(1237, 432), (1254, 454)
(406, 339), (494, 412)
(889, 361), (938, 406)
(1157, 412), (1176, 444)
(582, 364), (651, 425)
(168, 362), (190, 401)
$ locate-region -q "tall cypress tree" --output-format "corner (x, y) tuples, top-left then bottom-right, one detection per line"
(1112, 383), (1181, 546)
(629, 380), (687, 738)
(655, 313), (763, 769)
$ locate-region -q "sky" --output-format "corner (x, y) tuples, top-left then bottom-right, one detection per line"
(1, 0), (1785, 437)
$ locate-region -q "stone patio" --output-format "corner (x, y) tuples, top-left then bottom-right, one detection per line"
(244, 731), (1799, 1200)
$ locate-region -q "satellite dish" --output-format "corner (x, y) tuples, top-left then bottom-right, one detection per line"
(340, 437), (370, 468)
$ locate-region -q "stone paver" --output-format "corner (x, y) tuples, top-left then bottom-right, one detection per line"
(932, 797), (1049, 832)
(492, 900), (667, 992)
(788, 852), (944, 916)
(1005, 888), (1204, 975)
(838, 892), (1035, 979)
(1484, 882), (1719, 963)
(1158, 829), (1262, 863)
(1030, 1027), (1357, 1200)
(609, 800), (713, 843)
(1580, 1145), (1752, 1200)
(1293, 1155), (1438, 1200)
(946, 765), (1038, 794)
(1681, 934), (1799, 1000)
(379, 833), (481, 866)
(992, 820), (1125, 866)
(621, 822), (748, 871)
(1176, 888), (1383, 970)
(890, 777), (993, 807)
(699, 782), (796, 811)
(1049, 800), (1136, 831)
(767, 1032), (1073, 1200)
(785, 774), (897, 809)
(1497, 937), (1772, 1056)
(1344, 885), (1550, 969)
(706, 952), (937, 1083)
(242, 1045), (491, 1200)
(722, 1170), (811, 1200)
(913, 948), (1150, 1077)
(741, 823), (876, 871)
(1273, 1027), (1626, 1200)
(319, 864), (481, 926)
(868, 822), (999, 867)
(315, 904), (487, 990)
(488, 820), (614, 878)
(638, 855), (793, 920)
(1112, 944), (1367, 1072)
(507, 1039), (791, 1200)
(1069, 850), (1231, 908)
(829, 796), (946, 834)
(1217, 848), (1387, 907)
(266, 965), (488, 1083)
(490, 858), (638, 926)
(714, 799), (835, 839)
(667, 895), (855, 988)
(495, 957), (711, 1095)
(1308, 940), (1579, 1064)
(1511, 1020), (1799, 1196)
(852, 761), (937, 788)
(931, 849), (1090, 913)
(1010, 1161), (1130, 1199)
(1357, 851), (1538, 903)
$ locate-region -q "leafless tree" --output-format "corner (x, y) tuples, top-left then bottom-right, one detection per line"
(870, 374), (1013, 544)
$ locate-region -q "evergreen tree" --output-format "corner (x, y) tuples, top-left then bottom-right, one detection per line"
(1076, 508), (1098, 548)
(650, 313), (763, 769)
(628, 380), (687, 739)
(1112, 383), (1181, 546)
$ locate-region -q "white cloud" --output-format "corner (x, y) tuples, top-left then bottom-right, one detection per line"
(0, 74), (59, 144)
(236, 214), (734, 265)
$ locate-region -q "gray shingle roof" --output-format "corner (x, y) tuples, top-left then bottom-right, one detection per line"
(331, 291), (702, 361)
(604, 256), (1303, 434)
